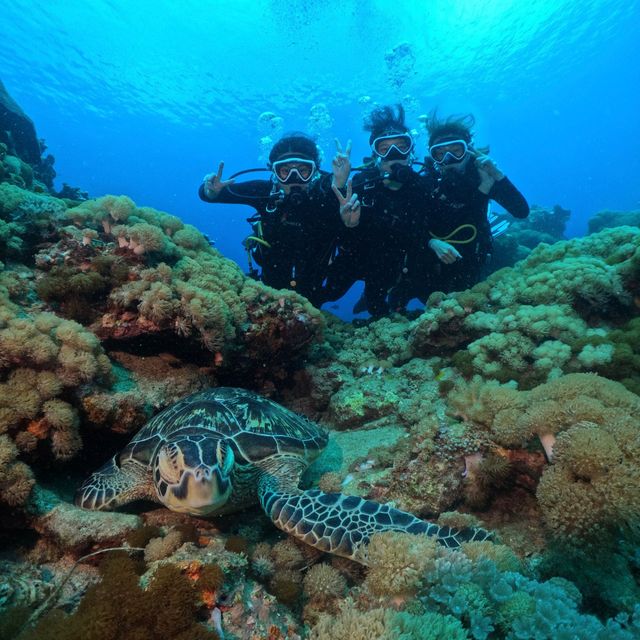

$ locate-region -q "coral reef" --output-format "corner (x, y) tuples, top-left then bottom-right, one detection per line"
(0, 299), (112, 508)
(16, 553), (221, 640)
(490, 203), (570, 271)
(3, 91), (640, 638)
(0, 183), (327, 518)
(411, 226), (640, 389)
(308, 540), (640, 639)
(588, 209), (640, 233)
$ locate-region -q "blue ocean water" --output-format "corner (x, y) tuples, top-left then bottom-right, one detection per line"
(1, 0), (639, 318)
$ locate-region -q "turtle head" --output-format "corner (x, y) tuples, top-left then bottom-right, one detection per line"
(153, 436), (234, 515)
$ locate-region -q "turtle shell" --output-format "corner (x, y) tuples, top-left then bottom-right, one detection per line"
(119, 387), (328, 471)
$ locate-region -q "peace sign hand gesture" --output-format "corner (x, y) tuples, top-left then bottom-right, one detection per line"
(203, 161), (235, 199)
(470, 150), (504, 195)
(332, 138), (352, 189)
(332, 178), (360, 228)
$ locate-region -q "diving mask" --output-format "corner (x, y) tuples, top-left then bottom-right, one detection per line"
(272, 157), (317, 184)
(429, 139), (469, 165)
(371, 133), (414, 160)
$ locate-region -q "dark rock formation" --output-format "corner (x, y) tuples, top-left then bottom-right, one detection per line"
(0, 79), (42, 164)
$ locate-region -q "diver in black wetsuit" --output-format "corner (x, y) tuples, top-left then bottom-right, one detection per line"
(390, 112), (530, 307)
(323, 105), (433, 318)
(198, 133), (350, 307)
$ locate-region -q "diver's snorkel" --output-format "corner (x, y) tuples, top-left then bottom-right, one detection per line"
(285, 186), (307, 207)
(214, 166), (283, 212)
(222, 167), (314, 211)
(385, 162), (413, 184)
(267, 167), (324, 211)
(352, 157), (424, 186)
(225, 167), (273, 201)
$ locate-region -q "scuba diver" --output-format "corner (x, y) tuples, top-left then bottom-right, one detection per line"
(198, 132), (350, 307)
(389, 112), (530, 308)
(323, 104), (433, 318)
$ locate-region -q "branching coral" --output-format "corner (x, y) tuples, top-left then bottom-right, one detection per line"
(308, 541), (640, 639)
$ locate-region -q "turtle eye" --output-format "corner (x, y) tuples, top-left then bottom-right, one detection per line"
(156, 443), (183, 484)
(216, 441), (234, 477)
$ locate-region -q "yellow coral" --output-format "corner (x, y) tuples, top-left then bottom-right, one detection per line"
(51, 425), (82, 460)
(97, 194), (136, 222)
(128, 222), (168, 255)
(537, 417), (640, 540)
(460, 541), (521, 572)
(303, 563), (347, 604)
(0, 434), (35, 506)
(310, 601), (390, 640)
(42, 399), (77, 430)
(271, 539), (305, 570)
(138, 282), (179, 323)
(35, 371), (64, 399)
(363, 532), (440, 599)
(449, 374), (640, 451)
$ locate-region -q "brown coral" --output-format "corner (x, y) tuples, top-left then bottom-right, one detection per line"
(303, 563), (347, 605)
(537, 418), (640, 541)
(0, 434), (35, 507)
(363, 532), (440, 600)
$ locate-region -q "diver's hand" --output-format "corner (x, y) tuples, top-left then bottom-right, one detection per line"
(203, 162), (235, 199)
(428, 238), (462, 264)
(332, 179), (360, 228)
(473, 152), (505, 194)
(332, 138), (352, 189)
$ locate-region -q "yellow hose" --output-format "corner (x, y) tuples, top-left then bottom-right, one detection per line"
(245, 235), (271, 248)
(429, 224), (477, 245)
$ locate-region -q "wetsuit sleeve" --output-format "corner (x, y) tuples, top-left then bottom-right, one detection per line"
(198, 180), (272, 205)
(489, 177), (530, 219)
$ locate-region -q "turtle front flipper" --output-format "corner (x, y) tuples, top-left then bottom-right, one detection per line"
(76, 455), (154, 511)
(258, 479), (492, 563)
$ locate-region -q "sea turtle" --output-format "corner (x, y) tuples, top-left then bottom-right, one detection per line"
(76, 387), (490, 561)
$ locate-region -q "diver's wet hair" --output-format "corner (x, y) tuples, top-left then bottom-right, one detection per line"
(364, 104), (408, 144)
(268, 132), (320, 166)
(426, 110), (475, 146)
